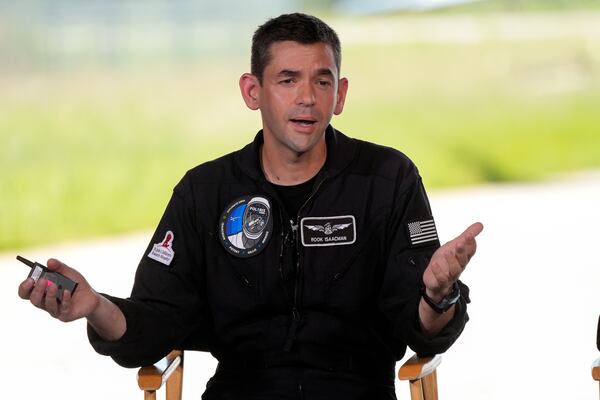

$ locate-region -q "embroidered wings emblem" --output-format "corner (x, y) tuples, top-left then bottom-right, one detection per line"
(305, 222), (352, 235)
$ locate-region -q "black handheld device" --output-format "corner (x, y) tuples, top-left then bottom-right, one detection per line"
(17, 255), (78, 301)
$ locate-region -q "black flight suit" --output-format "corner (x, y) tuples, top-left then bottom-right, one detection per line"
(89, 126), (469, 399)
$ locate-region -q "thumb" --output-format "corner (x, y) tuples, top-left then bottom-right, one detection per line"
(46, 258), (81, 282)
(46, 258), (68, 272)
(462, 222), (484, 240)
(46, 258), (87, 287)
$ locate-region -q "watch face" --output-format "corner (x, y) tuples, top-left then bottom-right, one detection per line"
(441, 283), (461, 305)
(423, 282), (461, 313)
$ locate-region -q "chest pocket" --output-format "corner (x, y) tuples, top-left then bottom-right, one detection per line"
(212, 220), (303, 314)
(302, 215), (385, 314)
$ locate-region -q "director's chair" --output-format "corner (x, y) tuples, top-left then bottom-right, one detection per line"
(137, 351), (442, 400)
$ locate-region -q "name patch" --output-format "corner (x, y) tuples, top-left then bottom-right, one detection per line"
(301, 215), (356, 247)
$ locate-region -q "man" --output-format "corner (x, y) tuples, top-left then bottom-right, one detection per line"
(18, 13), (482, 399)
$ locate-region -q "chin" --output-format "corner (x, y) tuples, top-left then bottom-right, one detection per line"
(290, 140), (322, 155)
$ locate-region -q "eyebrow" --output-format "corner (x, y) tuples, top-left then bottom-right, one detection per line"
(315, 68), (335, 78)
(277, 69), (300, 78)
(276, 68), (335, 78)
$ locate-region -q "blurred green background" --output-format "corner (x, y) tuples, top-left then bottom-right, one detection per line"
(1, 0), (600, 250)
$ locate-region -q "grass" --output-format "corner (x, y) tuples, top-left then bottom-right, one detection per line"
(0, 65), (259, 250)
(1, 12), (600, 250)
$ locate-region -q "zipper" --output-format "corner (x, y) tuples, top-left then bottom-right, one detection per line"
(293, 176), (326, 316)
(290, 218), (300, 317)
(283, 176), (327, 352)
(283, 218), (301, 351)
(278, 208), (295, 308)
(239, 273), (253, 287)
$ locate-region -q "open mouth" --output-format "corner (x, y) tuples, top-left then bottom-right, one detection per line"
(290, 118), (317, 126)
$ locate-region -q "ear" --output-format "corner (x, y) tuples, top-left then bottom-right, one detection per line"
(333, 77), (349, 115)
(239, 73), (261, 110)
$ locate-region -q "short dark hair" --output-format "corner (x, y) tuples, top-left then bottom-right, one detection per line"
(251, 13), (341, 84)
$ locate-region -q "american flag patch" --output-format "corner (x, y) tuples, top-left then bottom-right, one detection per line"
(407, 219), (439, 246)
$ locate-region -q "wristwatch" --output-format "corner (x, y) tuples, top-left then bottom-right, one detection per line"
(421, 282), (460, 313)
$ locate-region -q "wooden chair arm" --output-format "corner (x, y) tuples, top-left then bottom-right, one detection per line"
(137, 350), (183, 391)
(398, 354), (442, 381)
(399, 354), (442, 400)
(398, 354), (441, 400)
(593, 357), (600, 381)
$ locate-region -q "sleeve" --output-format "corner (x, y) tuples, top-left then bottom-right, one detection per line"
(87, 175), (212, 368)
(378, 168), (470, 357)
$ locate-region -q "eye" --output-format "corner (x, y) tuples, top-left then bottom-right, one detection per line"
(317, 80), (332, 87)
(279, 78), (295, 85)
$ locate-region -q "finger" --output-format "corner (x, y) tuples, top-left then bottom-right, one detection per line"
(46, 258), (67, 272)
(29, 278), (48, 308)
(18, 278), (35, 299)
(58, 290), (72, 321)
(461, 222), (484, 240)
(44, 281), (60, 316)
(431, 253), (455, 286)
(454, 237), (472, 267)
(443, 248), (465, 279)
(453, 225), (480, 261)
(425, 256), (457, 297)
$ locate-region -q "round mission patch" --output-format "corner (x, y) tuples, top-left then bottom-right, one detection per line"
(219, 195), (273, 258)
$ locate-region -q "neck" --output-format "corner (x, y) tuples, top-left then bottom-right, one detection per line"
(261, 139), (326, 186)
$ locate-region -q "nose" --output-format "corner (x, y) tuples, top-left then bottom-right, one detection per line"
(296, 81), (316, 106)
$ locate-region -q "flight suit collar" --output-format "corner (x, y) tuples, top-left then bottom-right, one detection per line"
(234, 125), (357, 184)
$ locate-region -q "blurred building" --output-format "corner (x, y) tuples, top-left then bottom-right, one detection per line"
(0, 0), (306, 70)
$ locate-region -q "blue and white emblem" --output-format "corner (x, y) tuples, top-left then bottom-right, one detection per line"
(219, 195), (273, 258)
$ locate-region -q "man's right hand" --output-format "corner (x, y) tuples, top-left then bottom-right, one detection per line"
(17, 258), (126, 341)
(18, 258), (100, 322)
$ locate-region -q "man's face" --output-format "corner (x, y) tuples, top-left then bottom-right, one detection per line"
(255, 41), (348, 156)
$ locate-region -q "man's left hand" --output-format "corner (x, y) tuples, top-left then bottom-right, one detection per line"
(422, 222), (483, 302)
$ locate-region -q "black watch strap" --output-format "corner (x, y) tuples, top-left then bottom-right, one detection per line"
(421, 282), (460, 314)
